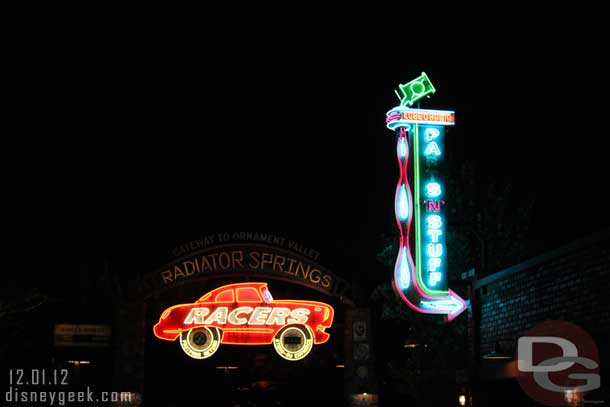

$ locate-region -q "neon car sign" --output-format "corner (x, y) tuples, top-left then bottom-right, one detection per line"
(153, 282), (334, 361)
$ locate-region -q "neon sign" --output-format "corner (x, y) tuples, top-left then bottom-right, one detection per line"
(386, 107), (455, 129)
(386, 73), (466, 322)
(395, 72), (436, 107)
(153, 282), (334, 361)
(416, 124), (448, 295)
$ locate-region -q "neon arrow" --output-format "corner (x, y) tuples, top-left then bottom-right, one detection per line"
(389, 113), (467, 322)
(421, 290), (467, 322)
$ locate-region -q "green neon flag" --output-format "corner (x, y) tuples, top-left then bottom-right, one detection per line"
(396, 72), (436, 106)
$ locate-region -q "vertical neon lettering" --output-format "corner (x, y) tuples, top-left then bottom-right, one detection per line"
(425, 128), (440, 141)
(427, 243), (443, 257)
(424, 142), (441, 156)
(425, 182), (442, 197)
(426, 214), (443, 229)
(426, 229), (442, 243)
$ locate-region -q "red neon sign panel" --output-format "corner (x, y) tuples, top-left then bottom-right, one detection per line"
(153, 282), (334, 360)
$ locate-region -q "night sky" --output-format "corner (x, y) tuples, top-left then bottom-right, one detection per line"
(12, 30), (609, 288)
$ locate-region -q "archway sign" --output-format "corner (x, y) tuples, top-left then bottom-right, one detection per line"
(386, 72), (467, 322)
(133, 232), (352, 302)
(143, 234), (351, 363)
(113, 234), (355, 401)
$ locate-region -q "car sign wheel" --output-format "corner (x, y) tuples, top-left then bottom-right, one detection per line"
(180, 327), (221, 359)
(273, 325), (314, 361)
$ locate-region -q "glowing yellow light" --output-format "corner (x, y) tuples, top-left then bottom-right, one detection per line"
(482, 354), (512, 360)
(459, 394), (466, 406)
(273, 325), (314, 361)
(67, 360), (90, 365)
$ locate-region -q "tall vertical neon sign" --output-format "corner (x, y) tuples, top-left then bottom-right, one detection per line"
(385, 73), (466, 321)
(417, 125), (447, 295)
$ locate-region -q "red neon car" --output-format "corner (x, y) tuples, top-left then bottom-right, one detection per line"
(153, 282), (334, 360)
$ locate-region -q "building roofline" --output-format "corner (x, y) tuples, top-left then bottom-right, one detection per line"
(474, 228), (610, 289)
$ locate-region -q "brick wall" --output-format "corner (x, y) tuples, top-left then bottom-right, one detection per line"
(474, 229), (610, 357)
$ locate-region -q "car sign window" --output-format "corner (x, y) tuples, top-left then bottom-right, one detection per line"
(262, 288), (274, 303)
(236, 287), (262, 302)
(214, 289), (235, 302)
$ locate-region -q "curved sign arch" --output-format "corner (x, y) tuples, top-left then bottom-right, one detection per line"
(133, 237), (352, 302)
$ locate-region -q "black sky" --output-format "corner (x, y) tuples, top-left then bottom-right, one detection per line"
(11, 27), (609, 286)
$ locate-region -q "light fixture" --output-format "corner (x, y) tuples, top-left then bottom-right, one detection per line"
(67, 360), (90, 365)
(459, 394), (466, 406)
(482, 341), (513, 360)
(404, 341), (427, 349)
(564, 389), (581, 404)
(481, 352), (512, 360)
